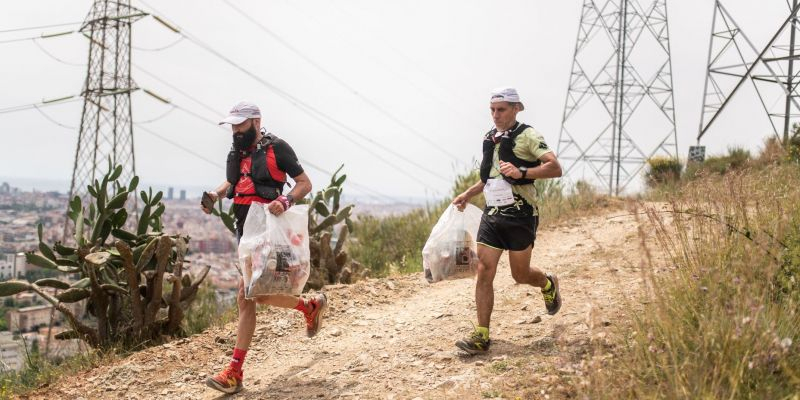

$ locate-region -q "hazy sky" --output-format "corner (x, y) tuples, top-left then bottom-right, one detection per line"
(0, 1), (794, 200)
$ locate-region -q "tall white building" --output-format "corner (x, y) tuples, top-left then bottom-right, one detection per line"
(14, 252), (27, 277)
(0, 254), (14, 279)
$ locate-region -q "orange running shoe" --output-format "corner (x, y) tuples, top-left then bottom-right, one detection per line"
(304, 293), (328, 337)
(206, 365), (243, 394)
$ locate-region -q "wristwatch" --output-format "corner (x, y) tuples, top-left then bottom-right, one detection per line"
(285, 194), (295, 205)
(518, 166), (528, 179)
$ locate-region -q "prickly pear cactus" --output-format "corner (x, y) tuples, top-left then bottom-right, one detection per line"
(0, 159), (209, 348)
(305, 165), (367, 288)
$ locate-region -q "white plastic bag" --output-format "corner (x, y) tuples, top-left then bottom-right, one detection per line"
(422, 204), (483, 283)
(238, 204), (310, 297)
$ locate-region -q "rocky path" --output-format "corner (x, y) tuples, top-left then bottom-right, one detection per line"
(24, 206), (652, 400)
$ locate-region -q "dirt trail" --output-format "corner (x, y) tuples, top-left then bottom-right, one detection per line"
(24, 206), (654, 400)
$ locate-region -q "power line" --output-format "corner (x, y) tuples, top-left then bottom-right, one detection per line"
(161, 98), (404, 201)
(0, 96), (80, 115)
(32, 105), (77, 129)
(222, 0), (463, 163)
(133, 105), (178, 124)
(135, 1), (448, 191)
(0, 21), (81, 34)
(134, 65), (219, 115)
(0, 18), (398, 202)
(32, 38), (85, 67)
(134, 122), (394, 202)
(0, 30), (75, 44)
(131, 85), (398, 201)
(324, 2), (471, 104)
(282, 0), (486, 128)
(132, 36), (185, 51)
(135, 123), (222, 169)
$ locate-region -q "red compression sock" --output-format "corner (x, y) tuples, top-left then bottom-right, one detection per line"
(229, 348), (248, 373)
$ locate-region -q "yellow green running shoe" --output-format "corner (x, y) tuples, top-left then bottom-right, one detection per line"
(455, 330), (491, 355)
(542, 273), (561, 315)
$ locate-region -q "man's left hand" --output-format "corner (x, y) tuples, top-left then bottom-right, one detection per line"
(499, 161), (523, 179)
(267, 200), (285, 216)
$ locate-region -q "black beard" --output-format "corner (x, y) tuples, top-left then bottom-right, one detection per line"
(233, 125), (257, 151)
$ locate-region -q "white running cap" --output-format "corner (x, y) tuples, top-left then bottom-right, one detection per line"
(490, 87), (525, 111)
(219, 101), (262, 125)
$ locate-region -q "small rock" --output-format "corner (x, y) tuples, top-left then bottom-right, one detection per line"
(475, 361), (485, 366)
(330, 328), (342, 337)
(386, 281), (396, 290)
(532, 316), (542, 324)
(602, 320), (612, 326)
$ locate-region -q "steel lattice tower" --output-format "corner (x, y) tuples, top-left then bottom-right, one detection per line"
(557, 0), (679, 195)
(698, 1), (800, 146)
(68, 0), (145, 205)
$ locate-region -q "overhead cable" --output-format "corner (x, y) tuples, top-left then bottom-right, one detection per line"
(222, 0), (462, 163)
(136, 0), (448, 190)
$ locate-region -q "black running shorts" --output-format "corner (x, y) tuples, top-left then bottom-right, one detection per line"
(476, 213), (539, 251)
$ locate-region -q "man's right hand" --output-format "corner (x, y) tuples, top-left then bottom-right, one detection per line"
(452, 193), (469, 211)
(201, 191), (219, 214)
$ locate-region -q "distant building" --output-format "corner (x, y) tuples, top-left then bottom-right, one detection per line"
(24, 327), (83, 360)
(0, 331), (23, 371)
(14, 252), (29, 277)
(0, 182), (9, 194)
(0, 254), (14, 279)
(167, 187), (174, 200)
(179, 190), (186, 201)
(6, 305), (52, 333)
(0, 253), (27, 279)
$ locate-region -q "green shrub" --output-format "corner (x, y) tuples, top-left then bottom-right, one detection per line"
(685, 147), (751, 179)
(183, 282), (236, 335)
(790, 133), (800, 162)
(349, 208), (437, 276)
(645, 156), (682, 187)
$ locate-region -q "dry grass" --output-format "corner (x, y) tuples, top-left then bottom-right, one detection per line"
(584, 165), (800, 399)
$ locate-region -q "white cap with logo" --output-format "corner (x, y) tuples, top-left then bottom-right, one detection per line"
(218, 101), (262, 125)
(490, 87), (525, 111)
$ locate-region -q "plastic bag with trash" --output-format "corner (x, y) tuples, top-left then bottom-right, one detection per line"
(238, 203), (310, 297)
(422, 204), (483, 283)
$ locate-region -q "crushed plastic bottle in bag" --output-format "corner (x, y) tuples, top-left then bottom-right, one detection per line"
(422, 204), (482, 283)
(238, 204), (311, 297)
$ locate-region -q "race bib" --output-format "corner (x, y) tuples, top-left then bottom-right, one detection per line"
(484, 178), (514, 207)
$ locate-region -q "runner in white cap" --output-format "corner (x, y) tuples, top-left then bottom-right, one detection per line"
(201, 101), (327, 393)
(451, 87), (563, 354)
